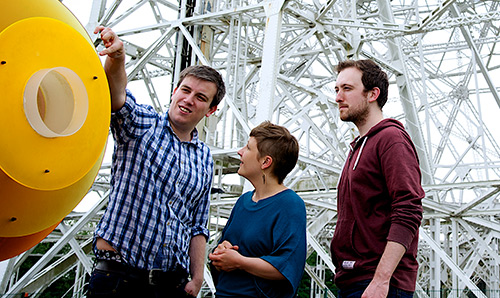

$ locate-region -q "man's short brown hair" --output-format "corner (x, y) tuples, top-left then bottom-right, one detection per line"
(177, 65), (226, 108)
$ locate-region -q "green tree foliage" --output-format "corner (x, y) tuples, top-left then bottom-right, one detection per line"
(296, 251), (337, 298)
(19, 242), (77, 298)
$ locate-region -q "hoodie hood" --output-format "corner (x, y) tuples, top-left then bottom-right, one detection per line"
(365, 118), (407, 138)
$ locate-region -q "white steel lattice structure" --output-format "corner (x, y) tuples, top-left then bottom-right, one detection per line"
(2, 0), (500, 297)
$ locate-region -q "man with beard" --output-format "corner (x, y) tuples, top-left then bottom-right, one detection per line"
(330, 59), (424, 298)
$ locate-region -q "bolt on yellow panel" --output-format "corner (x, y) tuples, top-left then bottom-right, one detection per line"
(0, 148), (105, 237)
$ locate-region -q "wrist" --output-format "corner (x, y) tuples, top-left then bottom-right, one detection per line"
(189, 276), (203, 287)
(372, 271), (392, 284)
(237, 255), (249, 271)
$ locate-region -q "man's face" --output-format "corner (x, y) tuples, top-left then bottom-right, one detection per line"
(334, 67), (370, 124)
(168, 75), (218, 136)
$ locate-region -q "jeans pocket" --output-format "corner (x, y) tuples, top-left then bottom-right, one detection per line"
(338, 280), (371, 298)
(87, 270), (123, 297)
(390, 287), (414, 298)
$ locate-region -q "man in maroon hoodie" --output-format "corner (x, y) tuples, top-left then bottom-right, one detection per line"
(330, 59), (424, 298)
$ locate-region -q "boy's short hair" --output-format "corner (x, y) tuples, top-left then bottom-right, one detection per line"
(177, 65), (226, 108)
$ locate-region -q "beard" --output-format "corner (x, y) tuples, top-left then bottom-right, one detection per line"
(340, 98), (370, 125)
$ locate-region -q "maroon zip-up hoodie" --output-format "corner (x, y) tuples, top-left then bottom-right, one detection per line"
(330, 119), (424, 292)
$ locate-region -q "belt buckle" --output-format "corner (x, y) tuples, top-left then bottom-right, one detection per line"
(148, 269), (163, 286)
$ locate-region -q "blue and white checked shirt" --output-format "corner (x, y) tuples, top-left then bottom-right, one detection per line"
(94, 90), (213, 272)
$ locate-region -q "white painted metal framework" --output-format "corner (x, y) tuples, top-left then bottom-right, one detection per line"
(2, 0), (500, 297)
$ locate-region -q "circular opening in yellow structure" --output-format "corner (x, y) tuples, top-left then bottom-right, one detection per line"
(23, 67), (88, 138)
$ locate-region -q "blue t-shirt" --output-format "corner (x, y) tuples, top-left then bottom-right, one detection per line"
(215, 189), (307, 298)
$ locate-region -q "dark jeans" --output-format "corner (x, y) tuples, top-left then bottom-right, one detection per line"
(86, 262), (194, 298)
(338, 280), (414, 298)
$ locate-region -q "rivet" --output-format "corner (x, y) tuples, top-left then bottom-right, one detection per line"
(93, 76), (98, 80)
(10, 217), (17, 222)
(44, 169), (50, 173)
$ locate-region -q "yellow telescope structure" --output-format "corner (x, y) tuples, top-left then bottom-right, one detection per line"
(0, 0), (110, 260)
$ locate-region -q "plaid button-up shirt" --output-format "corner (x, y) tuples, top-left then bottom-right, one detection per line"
(94, 90), (213, 272)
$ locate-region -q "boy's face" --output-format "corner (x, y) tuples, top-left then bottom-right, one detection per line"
(168, 75), (217, 136)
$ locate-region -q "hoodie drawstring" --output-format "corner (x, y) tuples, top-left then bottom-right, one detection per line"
(353, 136), (368, 170)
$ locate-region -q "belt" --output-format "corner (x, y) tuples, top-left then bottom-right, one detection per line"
(94, 259), (188, 287)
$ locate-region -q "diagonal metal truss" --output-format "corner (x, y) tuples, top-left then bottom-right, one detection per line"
(2, 0), (500, 297)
